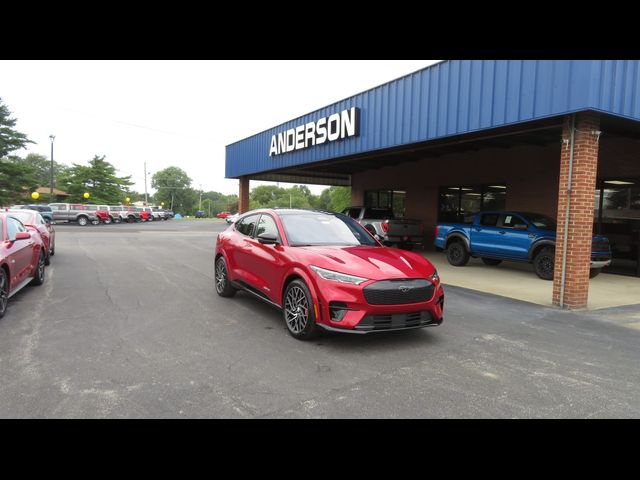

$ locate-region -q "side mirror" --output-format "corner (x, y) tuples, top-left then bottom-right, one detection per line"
(257, 232), (279, 245)
(514, 224), (528, 231)
(14, 232), (31, 241)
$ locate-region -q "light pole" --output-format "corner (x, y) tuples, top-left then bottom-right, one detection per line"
(144, 162), (148, 205)
(49, 135), (55, 202)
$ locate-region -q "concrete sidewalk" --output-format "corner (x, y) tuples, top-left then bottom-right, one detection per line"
(420, 251), (640, 310)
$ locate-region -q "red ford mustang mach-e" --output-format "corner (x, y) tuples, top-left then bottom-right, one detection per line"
(214, 209), (444, 340)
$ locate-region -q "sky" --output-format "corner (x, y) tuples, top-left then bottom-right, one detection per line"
(0, 60), (440, 196)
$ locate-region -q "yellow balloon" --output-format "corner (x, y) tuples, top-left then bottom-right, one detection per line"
(160, 202), (164, 206)
(31, 192), (40, 200)
(125, 197), (131, 203)
(83, 192), (90, 199)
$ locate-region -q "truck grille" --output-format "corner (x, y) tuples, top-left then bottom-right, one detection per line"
(592, 239), (610, 252)
(355, 310), (441, 331)
(363, 279), (434, 305)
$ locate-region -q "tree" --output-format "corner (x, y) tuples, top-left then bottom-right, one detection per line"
(58, 155), (133, 204)
(0, 155), (38, 206)
(0, 98), (33, 158)
(22, 153), (68, 189)
(328, 186), (352, 212)
(151, 167), (193, 212)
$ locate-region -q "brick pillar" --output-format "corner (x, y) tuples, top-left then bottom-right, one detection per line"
(552, 112), (600, 309)
(238, 176), (250, 214)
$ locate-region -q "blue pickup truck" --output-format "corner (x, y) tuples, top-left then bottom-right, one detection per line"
(434, 211), (612, 280)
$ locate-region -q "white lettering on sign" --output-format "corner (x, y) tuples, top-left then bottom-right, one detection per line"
(269, 107), (359, 156)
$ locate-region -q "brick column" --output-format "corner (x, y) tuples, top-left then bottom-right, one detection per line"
(552, 112), (600, 309)
(238, 176), (250, 214)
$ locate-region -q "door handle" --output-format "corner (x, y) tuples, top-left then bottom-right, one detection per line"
(498, 231), (506, 234)
(474, 227), (481, 232)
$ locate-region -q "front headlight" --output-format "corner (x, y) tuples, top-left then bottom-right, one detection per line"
(428, 269), (439, 282)
(310, 265), (369, 285)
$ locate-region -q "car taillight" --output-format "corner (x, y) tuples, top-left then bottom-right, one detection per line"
(381, 221), (389, 233)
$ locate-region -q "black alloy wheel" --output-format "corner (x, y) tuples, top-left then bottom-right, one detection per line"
(446, 241), (470, 266)
(533, 247), (555, 280)
(0, 269), (8, 318)
(283, 279), (319, 340)
(214, 257), (237, 297)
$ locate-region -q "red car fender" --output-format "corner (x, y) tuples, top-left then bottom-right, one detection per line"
(279, 265), (320, 310)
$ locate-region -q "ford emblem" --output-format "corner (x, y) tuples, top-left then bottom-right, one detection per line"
(399, 286), (412, 293)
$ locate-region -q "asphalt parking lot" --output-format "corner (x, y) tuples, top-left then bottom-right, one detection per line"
(1, 219), (639, 418)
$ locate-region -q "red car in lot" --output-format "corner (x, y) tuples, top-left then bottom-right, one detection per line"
(5, 209), (55, 265)
(214, 209), (444, 340)
(216, 211), (232, 219)
(0, 212), (46, 319)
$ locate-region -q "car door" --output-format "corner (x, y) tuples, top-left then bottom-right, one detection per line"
(5, 216), (35, 287)
(496, 213), (531, 260)
(469, 213), (502, 256)
(227, 214), (260, 285)
(243, 214), (288, 304)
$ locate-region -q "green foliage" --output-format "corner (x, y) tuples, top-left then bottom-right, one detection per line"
(22, 153), (68, 189)
(58, 155), (133, 204)
(0, 98), (33, 158)
(0, 155), (38, 206)
(151, 166), (194, 212)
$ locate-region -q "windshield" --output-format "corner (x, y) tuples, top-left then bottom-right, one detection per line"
(8, 211), (34, 224)
(280, 212), (378, 247)
(521, 213), (557, 230)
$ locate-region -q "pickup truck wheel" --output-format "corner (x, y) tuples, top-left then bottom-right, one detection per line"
(533, 247), (555, 280)
(446, 241), (470, 266)
(77, 216), (88, 226)
(589, 268), (602, 279)
(482, 258), (502, 266)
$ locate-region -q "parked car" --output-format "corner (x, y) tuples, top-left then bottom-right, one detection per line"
(151, 207), (167, 221)
(0, 212), (46, 319)
(84, 205), (108, 224)
(136, 207), (152, 222)
(216, 211), (232, 219)
(342, 206), (424, 250)
(195, 210), (206, 218)
(12, 204), (54, 224)
(107, 205), (125, 223)
(434, 211), (612, 280)
(5, 209), (55, 265)
(225, 213), (239, 224)
(214, 209), (444, 340)
(48, 203), (99, 226)
(121, 205), (140, 223)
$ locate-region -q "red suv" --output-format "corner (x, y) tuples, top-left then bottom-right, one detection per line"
(214, 209), (444, 340)
(216, 211), (232, 219)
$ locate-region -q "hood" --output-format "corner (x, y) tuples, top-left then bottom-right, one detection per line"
(290, 246), (435, 280)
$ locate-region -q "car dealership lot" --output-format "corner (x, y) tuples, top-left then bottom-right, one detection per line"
(1, 220), (639, 418)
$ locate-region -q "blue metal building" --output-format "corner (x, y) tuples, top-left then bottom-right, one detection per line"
(226, 60), (640, 308)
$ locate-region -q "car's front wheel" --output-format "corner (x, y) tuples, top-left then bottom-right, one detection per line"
(214, 257), (237, 297)
(283, 279), (319, 340)
(0, 268), (8, 318)
(533, 247), (555, 280)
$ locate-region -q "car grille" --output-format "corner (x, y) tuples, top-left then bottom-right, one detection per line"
(592, 239), (610, 252)
(355, 310), (440, 331)
(363, 279), (434, 305)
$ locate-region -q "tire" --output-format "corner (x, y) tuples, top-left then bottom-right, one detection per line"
(104, 217), (112, 224)
(50, 242), (55, 257)
(214, 257), (237, 298)
(446, 241), (470, 266)
(283, 279), (319, 340)
(77, 216), (88, 226)
(533, 247), (555, 280)
(482, 258), (502, 266)
(30, 251), (45, 286)
(589, 268), (602, 279)
(0, 268), (8, 319)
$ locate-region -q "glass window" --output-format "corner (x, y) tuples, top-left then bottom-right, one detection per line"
(6, 217), (26, 240)
(519, 213), (556, 230)
(480, 213), (499, 226)
(235, 214), (259, 237)
(500, 214), (527, 228)
(7, 211), (33, 225)
(438, 185), (507, 222)
(255, 214), (279, 240)
(364, 189), (406, 218)
(280, 212), (377, 246)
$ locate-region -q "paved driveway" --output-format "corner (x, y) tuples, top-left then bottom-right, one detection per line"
(0, 220), (639, 418)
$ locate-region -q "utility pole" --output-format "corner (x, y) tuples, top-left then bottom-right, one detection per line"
(144, 162), (148, 205)
(199, 184), (203, 210)
(49, 135), (55, 202)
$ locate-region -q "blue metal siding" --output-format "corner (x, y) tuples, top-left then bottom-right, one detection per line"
(226, 60), (640, 178)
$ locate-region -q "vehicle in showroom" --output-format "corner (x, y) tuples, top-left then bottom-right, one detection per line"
(0, 212), (46, 319)
(214, 209), (444, 340)
(4, 209), (55, 265)
(342, 206), (424, 250)
(435, 211), (612, 279)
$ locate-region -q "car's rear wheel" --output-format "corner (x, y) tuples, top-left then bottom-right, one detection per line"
(533, 247), (555, 280)
(0, 268), (8, 318)
(446, 240), (470, 266)
(50, 240), (55, 256)
(214, 257), (237, 297)
(482, 258), (502, 266)
(283, 279), (319, 340)
(30, 251), (45, 286)
(77, 216), (88, 226)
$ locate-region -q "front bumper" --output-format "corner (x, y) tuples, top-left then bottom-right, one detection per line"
(590, 259), (612, 269)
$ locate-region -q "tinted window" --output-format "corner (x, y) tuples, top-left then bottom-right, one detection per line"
(520, 213), (556, 230)
(7, 216), (26, 240)
(501, 214), (527, 228)
(255, 215), (279, 240)
(280, 212), (378, 246)
(236, 214), (259, 236)
(480, 213), (499, 226)
(344, 208), (361, 219)
(364, 208), (395, 220)
(85, 205), (97, 211)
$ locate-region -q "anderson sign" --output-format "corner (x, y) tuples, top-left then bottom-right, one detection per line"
(269, 107), (360, 157)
